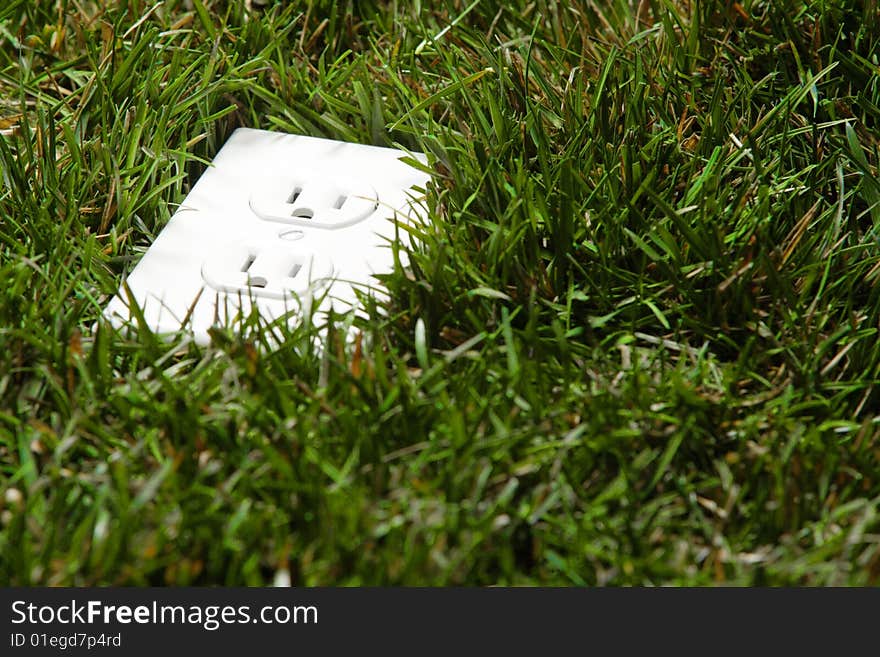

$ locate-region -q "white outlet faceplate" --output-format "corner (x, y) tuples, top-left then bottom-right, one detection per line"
(103, 128), (430, 345)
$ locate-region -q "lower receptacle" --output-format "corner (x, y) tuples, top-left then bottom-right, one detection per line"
(201, 244), (333, 300)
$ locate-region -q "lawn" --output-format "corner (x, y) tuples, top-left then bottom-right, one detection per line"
(1, 0), (879, 585)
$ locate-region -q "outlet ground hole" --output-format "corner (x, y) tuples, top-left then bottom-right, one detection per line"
(247, 276), (268, 288)
(292, 208), (314, 219)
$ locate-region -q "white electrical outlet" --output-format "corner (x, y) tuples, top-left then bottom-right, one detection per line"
(103, 128), (430, 345)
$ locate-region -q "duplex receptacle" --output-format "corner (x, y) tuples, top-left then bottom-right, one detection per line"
(103, 128), (431, 345)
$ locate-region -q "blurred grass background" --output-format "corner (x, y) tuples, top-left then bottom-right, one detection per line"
(1, 0), (879, 584)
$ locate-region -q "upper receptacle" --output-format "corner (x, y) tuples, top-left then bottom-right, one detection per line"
(249, 175), (379, 229)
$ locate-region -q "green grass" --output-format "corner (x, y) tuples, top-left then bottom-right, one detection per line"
(1, 0), (879, 585)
